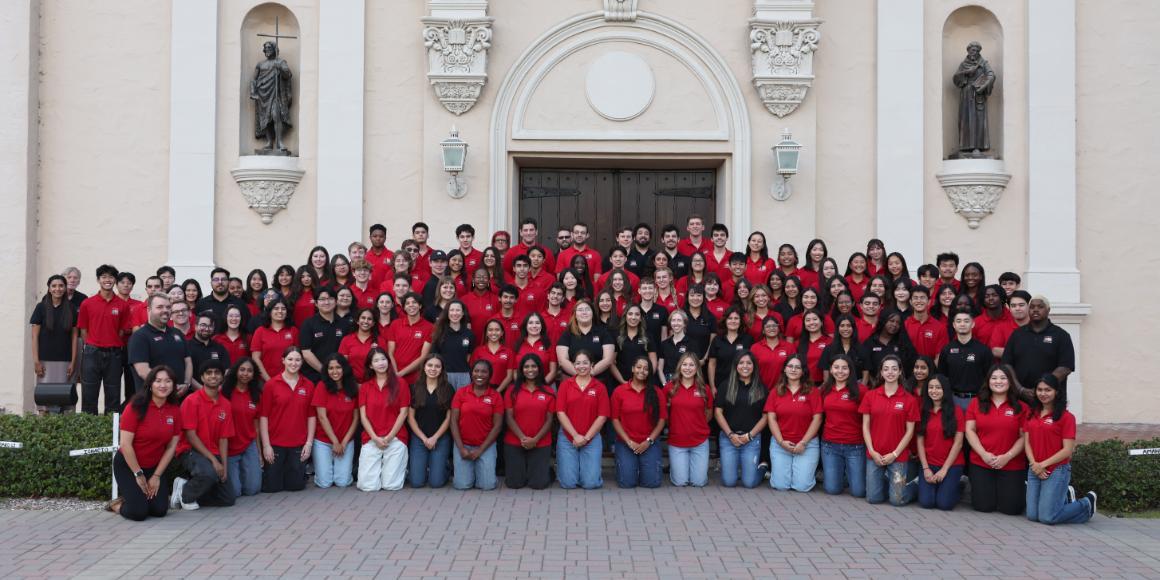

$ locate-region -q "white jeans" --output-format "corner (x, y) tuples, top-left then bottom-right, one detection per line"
(357, 439), (408, 491)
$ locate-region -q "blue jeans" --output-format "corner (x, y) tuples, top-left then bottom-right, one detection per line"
(557, 431), (603, 489)
(447, 372), (471, 389)
(769, 438), (820, 491)
(719, 432), (763, 488)
(866, 459), (912, 505)
(613, 440), (662, 488)
(821, 441), (867, 497)
(917, 465), (964, 510)
(312, 439), (355, 488)
(409, 434), (452, 488)
(452, 444), (498, 490)
(227, 441), (262, 497)
(668, 440), (710, 487)
(1026, 464), (1092, 525)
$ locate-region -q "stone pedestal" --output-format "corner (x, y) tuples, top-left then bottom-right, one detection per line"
(749, 0), (821, 118)
(936, 158), (1011, 229)
(230, 155), (305, 224)
(422, 0), (492, 115)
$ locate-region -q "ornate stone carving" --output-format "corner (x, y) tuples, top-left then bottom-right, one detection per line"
(936, 158), (1011, 229)
(422, 17), (493, 115)
(749, 19), (821, 118)
(603, 0), (638, 22)
(230, 156), (305, 224)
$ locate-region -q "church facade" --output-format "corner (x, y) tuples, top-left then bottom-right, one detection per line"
(1, 0), (1157, 423)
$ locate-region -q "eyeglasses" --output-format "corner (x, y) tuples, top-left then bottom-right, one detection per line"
(211, 277), (227, 282)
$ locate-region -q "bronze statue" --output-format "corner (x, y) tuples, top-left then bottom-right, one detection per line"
(952, 41), (996, 158)
(251, 40), (293, 154)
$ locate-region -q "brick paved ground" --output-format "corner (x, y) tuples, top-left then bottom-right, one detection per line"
(2, 480), (1159, 579)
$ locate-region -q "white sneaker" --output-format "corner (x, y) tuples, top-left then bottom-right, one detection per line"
(169, 477), (187, 509)
(1085, 491), (1098, 517)
(180, 497), (200, 511)
(1067, 485), (1076, 502)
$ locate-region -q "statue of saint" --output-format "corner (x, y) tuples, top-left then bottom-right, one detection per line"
(251, 40), (293, 154)
(952, 41), (996, 158)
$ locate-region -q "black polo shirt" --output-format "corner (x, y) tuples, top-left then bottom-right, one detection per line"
(859, 336), (916, 379)
(684, 308), (717, 360)
(187, 337), (231, 374)
(558, 325), (615, 364)
(1001, 321), (1075, 390)
(68, 291), (88, 311)
(127, 323), (189, 390)
(708, 333), (754, 388)
(433, 324), (475, 373)
(939, 338), (994, 396)
(819, 340), (867, 382)
(411, 384), (450, 437)
(615, 331), (654, 382)
(626, 247), (655, 278)
(639, 303), (669, 347)
(300, 313), (346, 380)
(195, 294), (250, 330)
(714, 381), (768, 434)
(30, 301), (76, 362)
(659, 334), (692, 380)
(661, 250), (691, 280)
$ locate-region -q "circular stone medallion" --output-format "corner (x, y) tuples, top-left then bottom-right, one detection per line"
(585, 51), (655, 121)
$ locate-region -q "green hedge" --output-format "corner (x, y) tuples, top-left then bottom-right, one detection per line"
(1071, 437), (1160, 514)
(0, 413), (118, 500)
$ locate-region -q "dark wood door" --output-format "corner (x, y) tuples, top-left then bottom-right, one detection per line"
(518, 168), (716, 253)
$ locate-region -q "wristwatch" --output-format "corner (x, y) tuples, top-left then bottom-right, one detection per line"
(646, 437), (654, 444)
(134, 469), (145, 478)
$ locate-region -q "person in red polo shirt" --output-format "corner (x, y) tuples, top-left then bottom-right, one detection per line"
(250, 298), (298, 381)
(676, 214), (710, 257)
(764, 354), (823, 492)
(555, 350), (609, 489)
(311, 354), (360, 489)
(451, 360), (505, 490)
(78, 264), (131, 414)
(461, 268), (500, 345)
(259, 347), (316, 493)
(859, 355), (919, 506)
(1024, 374), (1096, 524)
(503, 355), (556, 490)
(916, 374), (965, 511)
(503, 218), (556, 278)
(170, 360), (235, 511)
(819, 355), (866, 498)
(905, 286), (948, 361)
(221, 357), (262, 498)
(357, 348), (410, 492)
(556, 222), (601, 277)
(387, 292), (433, 385)
(611, 356), (667, 489)
(109, 366), (182, 521)
(965, 365), (1027, 516)
(470, 319), (516, 393)
(666, 353), (713, 487)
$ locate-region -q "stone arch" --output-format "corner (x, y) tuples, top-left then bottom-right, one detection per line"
(488, 11), (751, 238)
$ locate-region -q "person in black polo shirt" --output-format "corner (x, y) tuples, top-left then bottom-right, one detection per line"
(187, 312), (231, 391)
(626, 223), (655, 278)
(196, 267), (250, 331)
(300, 286), (345, 383)
(1001, 295), (1074, 399)
(555, 299), (616, 387)
(128, 294), (192, 395)
(938, 311), (993, 410)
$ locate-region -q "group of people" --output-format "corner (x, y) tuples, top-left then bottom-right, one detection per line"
(31, 216), (1093, 526)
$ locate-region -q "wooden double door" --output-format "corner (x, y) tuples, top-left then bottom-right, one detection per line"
(518, 168), (717, 253)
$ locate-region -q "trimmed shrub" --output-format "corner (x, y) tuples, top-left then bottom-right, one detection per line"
(1071, 437), (1160, 514)
(0, 413), (117, 500)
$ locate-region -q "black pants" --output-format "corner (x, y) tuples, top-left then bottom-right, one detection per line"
(262, 445), (307, 493)
(180, 452), (236, 507)
(113, 452), (169, 521)
(80, 345), (122, 415)
(503, 444), (551, 490)
(969, 466), (1025, 515)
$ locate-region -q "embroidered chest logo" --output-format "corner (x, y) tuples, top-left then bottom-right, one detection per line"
(165, 416), (175, 425)
(211, 352), (220, 359)
(966, 354), (976, 362)
(217, 410), (227, 421)
(1044, 417), (1054, 425)
(499, 353), (509, 360)
(796, 395), (807, 403)
(586, 390), (598, 397)
(111, 308), (120, 315)
(153, 336), (163, 342)
(537, 394), (547, 401)
(1004, 409), (1015, 417)
(593, 336), (601, 343)
(893, 401), (905, 411)
(483, 397), (493, 405)
(296, 388), (307, 396)
(1044, 336), (1054, 344)
(248, 402), (256, 410)
(840, 392), (850, 401)
(923, 331), (933, 338)
(413, 331), (422, 339)
(462, 338), (470, 347)
(284, 333), (293, 340)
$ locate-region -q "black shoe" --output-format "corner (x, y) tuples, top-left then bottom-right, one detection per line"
(1085, 491), (1098, 517)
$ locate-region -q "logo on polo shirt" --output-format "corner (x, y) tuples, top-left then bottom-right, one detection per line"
(296, 388), (307, 396)
(314, 332), (324, 338)
(840, 392), (850, 401)
(248, 402), (256, 410)
(537, 394), (547, 401)
(485, 304), (493, 311)
(211, 352), (220, 360)
(593, 336), (600, 343)
(694, 390), (704, 398)
(893, 401), (905, 411)
(777, 350), (787, 357)
(111, 308), (120, 315)
(413, 331), (422, 339)
(1005, 409), (1015, 416)
(629, 260), (638, 268)
(284, 333), (293, 340)
(174, 335), (181, 342)
(677, 346), (687, 354)
(462, 338), (470, 347)
(336, 330), (344, 337)
(165, 416), (175, 425)
(483, 396), (493, 404)
(499, 353), (509, 360)
(923, 331), (933, 338)
(652, 312), (661, 319)
(796, 395), (807, 402)
(1044, 417), (1054, 425)
(966, 354), (976, 362)
(153, 336), (163, 342)
(217, 410), (227, 421)
(736, 344), (744, 351)
(586, 389), (597, 397)
(1044, 336), (1054, 344)
(343, 395), (353, 403)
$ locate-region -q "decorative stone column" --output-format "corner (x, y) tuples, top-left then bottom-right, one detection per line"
(230, 156), (305, 224)
(935, 158), (1011, 228)
(749, 0), (821, 118)
(423, 0), (492, 115)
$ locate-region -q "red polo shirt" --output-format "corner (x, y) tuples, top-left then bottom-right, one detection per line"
(556, 377), (610, 444)
(764, 387), (822, 444)
(503, 243), (556, 277)
(557, 246), (602, 278)
(973, 309), (1019, 349)
(470, 344), (515, 388)
(801, 334), (833, 383)
(503, 386), (555, 448)
(515, 338), (556, 369)
(745, 258), (776, 286)
(78, 293), (130, 347)
(795, 268), (819, 290)
(259, 375), (316, 447)
(785, 314), (835, 342)
(312, 386), (358, 444)
(459, 247), (484, 278)
(338, 333), (376, 382)
(857, 386), (920, 460)
(595, 269), (641, 296)
(540, 306), (572, 345)
(359, 377), (411, 444)
(461, 290), (500, 344)
(225, 388), (258, 456)
(250, 326), (299, 377)
(666, 381), (711, 448)
(177, 389), (235, 457)
(213, 333), (249, 365)
(703, 249), (733, 279)
(752, 339), (793, 389)
(611, 383), (668, 443)
(120, 401), (182, 469)
(966, 398), (1028, 471)
(677, 237), (711, 257)
(367, 247), (396, 290)
(292, 293), (315, 329)
(821, 386), (863, 445)
(906, 315), (949, 359)
(511, 279), (546, 318)
(1023, 410), (1076, 475)
(387, 317), (433, 384)
(845, 275), (869, 302)
(921, 406), (966, 468)
(349, 283), (378, 311)
(488, 313), (522, 351)
(452, 386), (504, 446)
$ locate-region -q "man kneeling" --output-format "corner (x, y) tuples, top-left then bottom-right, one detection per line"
(171, 360), (236, 510)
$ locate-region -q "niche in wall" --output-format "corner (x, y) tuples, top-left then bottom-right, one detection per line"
(942, 6), (1003, 159)
(240, 3), (301, 156)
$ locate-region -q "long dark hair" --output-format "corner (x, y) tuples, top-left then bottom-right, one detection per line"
(244, 269), (269, 305)
(222, 357), (264, 404)
(774, 353), (813, 396)
(431, 300), (466, 345)
(920, 374), (958, 440)
(130, 365), (180, 420)
(41, 275), (74, 332)
(721, 351), (766, 406)
(1030, 374), (1068, 422)
(627, 355), (661, 423)
(273, 264), (296, 292)
(978, 364), (1023, 414)
(262, 297), (290, 328)
(321, 353), (360, 399)
(512, 354), (554, 406)
(820, 354), (860, 403)
(411, 354), (454, 410)
(364, 346), (400, 405)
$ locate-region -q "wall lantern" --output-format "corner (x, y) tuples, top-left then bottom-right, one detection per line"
(771, 128), (802, 201)
(440, 126), (468, 199)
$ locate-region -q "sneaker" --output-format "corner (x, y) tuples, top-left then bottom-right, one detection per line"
(758, 462), (770, 480)
(169, 477), (187, 509)
(180, 497), (200, 511)
(1085, 491), (1098, 517)
(1067, 485), (1076, 502)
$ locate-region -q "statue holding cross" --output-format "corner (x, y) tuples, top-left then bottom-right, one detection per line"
(251, 18), (297, 154)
